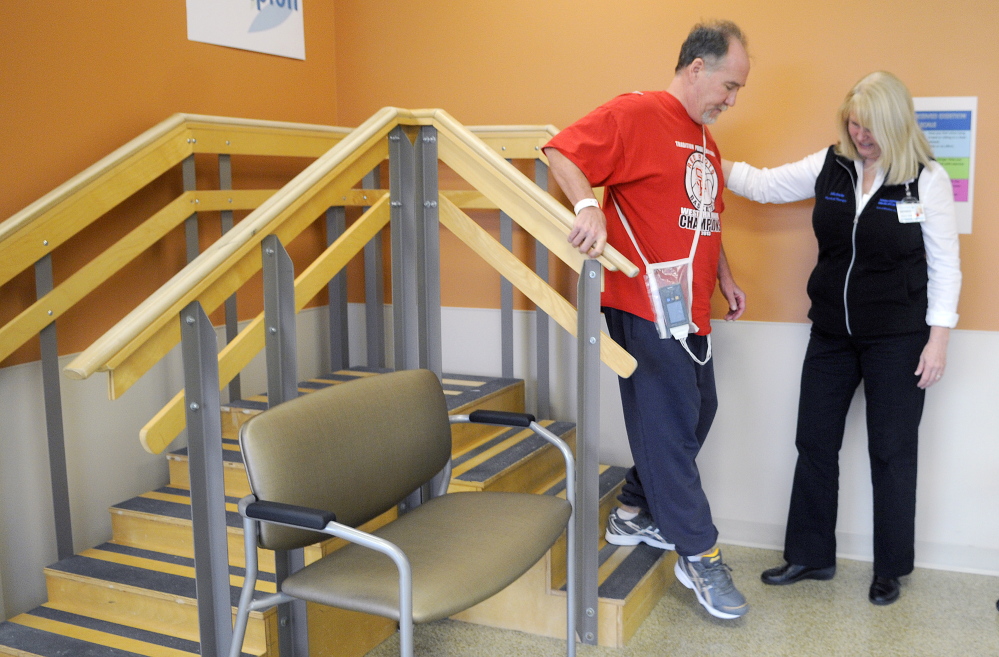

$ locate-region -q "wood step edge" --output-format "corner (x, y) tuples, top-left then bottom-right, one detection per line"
(0, 605), (262, 657)
(451, 420), (576, 488)
(44, 543), (275, 613)
(111, 486), (244, 530)
(219, 369), (524, 416)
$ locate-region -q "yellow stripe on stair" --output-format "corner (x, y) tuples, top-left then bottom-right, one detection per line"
(139, 491), (238, 513)
(81, 549), (276, 593)
(442, 378), (486, 387)
(9, 613), (197, 657)
(449, 428), (534, 478)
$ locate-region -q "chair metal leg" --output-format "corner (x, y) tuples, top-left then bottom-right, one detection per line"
(529, 421), (577, 657)
(321, 523), (415, 657)
(229, 507), (260, 657)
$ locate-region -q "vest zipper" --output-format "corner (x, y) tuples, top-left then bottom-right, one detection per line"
(839, 159), (859, 336)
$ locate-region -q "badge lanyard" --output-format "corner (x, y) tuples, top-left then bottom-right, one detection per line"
(896, 182), (925, 223)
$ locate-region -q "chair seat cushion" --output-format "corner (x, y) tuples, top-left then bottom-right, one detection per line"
(281, 491), (572, 622)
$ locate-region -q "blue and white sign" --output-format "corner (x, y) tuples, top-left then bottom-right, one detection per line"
(187, 0), (305, 60)
(914, 96), (977, 234)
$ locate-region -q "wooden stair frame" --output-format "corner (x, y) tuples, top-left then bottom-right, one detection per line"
(0, 110), (654, 656)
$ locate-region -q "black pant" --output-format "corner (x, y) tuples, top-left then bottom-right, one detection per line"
(604, 308), (718, 556)
(784, 326), (929, 578)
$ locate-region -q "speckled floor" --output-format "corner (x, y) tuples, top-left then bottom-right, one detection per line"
(364, 544), (999, 657)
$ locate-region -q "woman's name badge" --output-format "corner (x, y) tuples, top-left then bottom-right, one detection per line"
(896, 198), (925, 223)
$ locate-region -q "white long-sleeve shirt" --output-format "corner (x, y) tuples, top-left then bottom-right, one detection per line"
(728, 149), (961, 328)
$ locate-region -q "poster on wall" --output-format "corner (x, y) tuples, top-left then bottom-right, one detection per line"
(187, 0), (305, 60)
(913, 96), (976, 234)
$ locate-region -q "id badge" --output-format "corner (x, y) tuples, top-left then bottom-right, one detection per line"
(896, 198), (925, 223)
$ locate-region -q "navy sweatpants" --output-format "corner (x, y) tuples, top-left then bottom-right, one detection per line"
(604, 308), (719, 557)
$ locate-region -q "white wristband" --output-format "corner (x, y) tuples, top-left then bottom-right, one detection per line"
(573, 198), (600, 215)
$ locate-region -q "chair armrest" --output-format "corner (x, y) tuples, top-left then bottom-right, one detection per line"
(467, 409), (536, 427)
(244, 499), (337, 530)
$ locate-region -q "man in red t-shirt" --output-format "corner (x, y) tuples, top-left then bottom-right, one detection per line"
(544, 20), (750, 620)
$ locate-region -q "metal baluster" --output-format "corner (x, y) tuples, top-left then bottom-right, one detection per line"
(262, 235), (308, 657)
(574, 260), (602, 645)
(534, 159), (552, 419)
(218, 153), (241, 401)
(326, 206), (349, 371)
(362, 168), (386, 369)
(34, 254), (73, 561)
(180, 302), (233, 657)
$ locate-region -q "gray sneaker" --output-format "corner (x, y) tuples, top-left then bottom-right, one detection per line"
(604, 508), (675, 550)
(674, 549), (749, 619)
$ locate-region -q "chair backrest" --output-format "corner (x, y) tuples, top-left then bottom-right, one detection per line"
(239, 369), (453, 551)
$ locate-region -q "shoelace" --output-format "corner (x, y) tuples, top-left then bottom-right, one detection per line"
(699, 558), (737, 593)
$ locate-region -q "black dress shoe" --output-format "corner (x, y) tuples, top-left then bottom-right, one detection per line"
(761, 562), (836, 585)
(869, 576), (900, 605)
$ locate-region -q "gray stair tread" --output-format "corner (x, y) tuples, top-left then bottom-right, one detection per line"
(112, 486), (244, 528)
(544, 465), (628, 497)
(0, 621), (171, 657)
(0, 605), (257, 656)
(170, 438), (241, 462)
(46, 543), (271, 605)
(220, 368), (521, 413)
(597, 543), (669, 601)
(0, 606), (212, 656)
(454, 421), (575, 484)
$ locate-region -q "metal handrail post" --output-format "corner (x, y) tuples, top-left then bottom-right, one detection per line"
(219, 153), (241, 401)
(35, 254), (74, 561)
(180, 301), (233, 657)
(182, 155), (199, 263)
(326, 206), (349, 371)
(415, 125), (442, 379)
(574, 259), (602, 645)
(500, 160), (515, 378)
(262, 235), (309, 657)
(389, 126), (419, 371)
(362, 167), (386, 368)
(534, 159), (551, 419)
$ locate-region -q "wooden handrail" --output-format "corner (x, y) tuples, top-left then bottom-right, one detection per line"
(400, 108), (639, 278)
(438, 195), (637, 378)
(0, 106), (643, 458)
(0, 190), (275, 364)
(139, 196), (392, 454)
(63, 108), (636, 397)
(63, 108), (398, 390)
(0, 114), (351, 290)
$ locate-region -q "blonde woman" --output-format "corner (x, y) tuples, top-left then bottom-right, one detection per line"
(723, 71), (961, 605)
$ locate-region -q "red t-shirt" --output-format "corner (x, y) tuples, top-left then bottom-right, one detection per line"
(545, 91), (724, 334)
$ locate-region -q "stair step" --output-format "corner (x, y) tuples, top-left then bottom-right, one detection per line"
(111, 486), (278, 571)
(451, 464), (672, 648)
(545, 465), (629, 589)
(218, 368), (525, 444)
(43, 543), (276, 654)
(175, 369), (526, 496)
(448, 420), (576, 494)
(110, 486), (396, 572)
(0, 605), (258, 656)
(167, 438), (251, 497)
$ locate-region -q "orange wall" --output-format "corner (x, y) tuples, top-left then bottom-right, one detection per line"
(0, 2), (339, 366)
(3, 1), (997, 369)
(333, 0), (999, 331)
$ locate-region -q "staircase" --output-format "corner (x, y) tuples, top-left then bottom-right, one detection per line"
(0, 368), (672, 655)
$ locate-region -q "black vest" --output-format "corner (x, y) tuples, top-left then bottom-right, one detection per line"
(807, 147), (928, 336)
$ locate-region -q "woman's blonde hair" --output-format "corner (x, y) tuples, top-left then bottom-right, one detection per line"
(835, 71), (934, 186)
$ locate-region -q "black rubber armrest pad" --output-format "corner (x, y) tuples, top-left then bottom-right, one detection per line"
(245, 500), (336, 530)
(468, 409), (536, 428)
